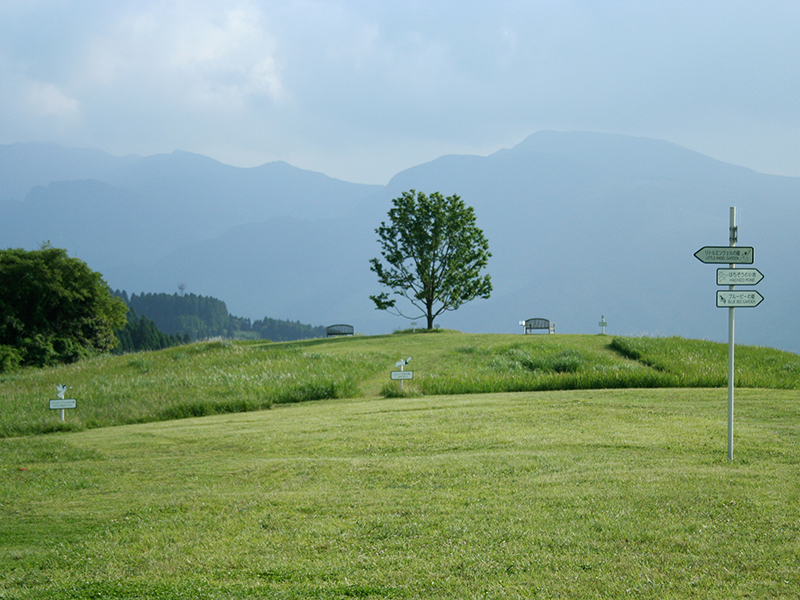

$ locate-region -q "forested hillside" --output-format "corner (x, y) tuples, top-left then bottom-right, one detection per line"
(114, 307), (188, 354)
(249, 316), (327, 342)
(123, 292), (234, 340)
(114, 291), (326, 342)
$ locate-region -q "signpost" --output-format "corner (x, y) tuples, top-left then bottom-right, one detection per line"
(392, 357), (413, 391)
(49, 384), (76, 422)
(695, 208), (763, 461)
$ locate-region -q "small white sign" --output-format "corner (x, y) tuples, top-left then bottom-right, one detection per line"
(390, 371), (413, 380)
(49, 398), (77, 410)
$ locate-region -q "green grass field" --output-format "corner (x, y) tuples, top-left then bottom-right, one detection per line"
(2, 333), (799, 598)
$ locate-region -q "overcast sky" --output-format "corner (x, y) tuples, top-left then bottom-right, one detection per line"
(2, 0), (799, 184)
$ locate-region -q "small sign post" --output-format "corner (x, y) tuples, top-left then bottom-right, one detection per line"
(695, 208), (763, 461)
(392, 358), (413, 391)
(598, 315), (607, 334)
(49, 384), (76, 422)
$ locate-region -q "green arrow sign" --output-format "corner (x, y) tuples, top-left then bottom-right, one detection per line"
(694, 246), (754, 264)
(716, 290), (764, 308)
(716, 268), (764, 286)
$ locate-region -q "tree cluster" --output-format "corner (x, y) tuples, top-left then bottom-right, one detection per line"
(114, 308), (189, 354)
(120, 292), (235, 340)
(0, 246), (127, 370)
(249, 317), (326, 342)
(114, 291), (326, 343)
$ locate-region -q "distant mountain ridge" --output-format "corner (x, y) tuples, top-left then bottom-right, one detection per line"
(1, 132), (797, 353)
(0, 142), (141, 202)
(0, 144), (382, 272)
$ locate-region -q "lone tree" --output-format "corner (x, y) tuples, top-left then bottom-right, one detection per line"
(369, 189), (492, 330)
(0, 245), (127, 370)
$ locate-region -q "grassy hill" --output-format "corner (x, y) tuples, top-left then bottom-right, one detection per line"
(1, 332), (799, 438)
(1, 333), (800, 597)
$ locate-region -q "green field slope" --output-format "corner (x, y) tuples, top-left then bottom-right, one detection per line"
(2, 388), (799, 599)
(1, 332), (799, 437)
(2, 332), (800, 598)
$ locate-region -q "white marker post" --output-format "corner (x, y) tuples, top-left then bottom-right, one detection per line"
(392, 357), (413, 391)
(49, 384), (76, 422)
(599, 315), (607, 335)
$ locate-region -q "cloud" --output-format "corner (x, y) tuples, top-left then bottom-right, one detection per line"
(2, 1), (800, 183)
(26, 81), (81, 118)
(80, 1), (285, 109)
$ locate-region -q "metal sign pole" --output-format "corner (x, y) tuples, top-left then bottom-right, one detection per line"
(727, 207), (736, 462)
(695, 212), (762, 461)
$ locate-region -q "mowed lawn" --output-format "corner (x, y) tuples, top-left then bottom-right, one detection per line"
(2, 386), (799, 599)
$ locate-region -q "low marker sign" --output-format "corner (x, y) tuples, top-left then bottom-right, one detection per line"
(49, 398), (77, 410)
(49, 398), (77, 422)
(391, 370), (413, 380)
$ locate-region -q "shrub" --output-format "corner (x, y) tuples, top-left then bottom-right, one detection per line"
(0, 344), (22, 373)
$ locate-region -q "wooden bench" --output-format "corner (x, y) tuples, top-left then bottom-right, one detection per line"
(522, 318), (555, 334)
(326, 324), (354, 337)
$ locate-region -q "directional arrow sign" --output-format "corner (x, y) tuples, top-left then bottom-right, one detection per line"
(716, 290), (764, 308)
(694, 246), (754, 264)
(716, 268), (764, 286)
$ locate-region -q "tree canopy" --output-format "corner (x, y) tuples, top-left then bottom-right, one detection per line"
(0, 246), (127, 369)
(369, 189), (492, 329)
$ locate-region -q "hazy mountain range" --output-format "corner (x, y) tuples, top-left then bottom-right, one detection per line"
(1, 131), (797, 353)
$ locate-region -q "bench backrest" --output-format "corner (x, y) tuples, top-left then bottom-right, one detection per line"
(525, 318), (550, 329)
(326, 324), (354, 337)
(524, 318), (555, 334)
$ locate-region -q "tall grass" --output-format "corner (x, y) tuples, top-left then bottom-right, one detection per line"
(0, 340), (384, 437)
(1, 333), (798, 437)
(414, 338), (695, 395)
(415, 336), (800, 396)
(611, 336), (800, 388)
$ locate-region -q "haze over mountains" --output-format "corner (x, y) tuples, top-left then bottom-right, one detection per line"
(1, 131), (797, 353)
